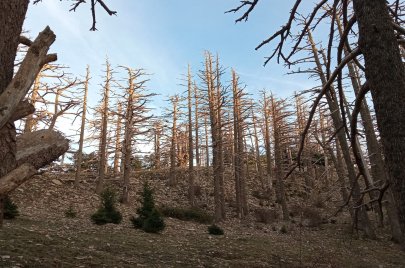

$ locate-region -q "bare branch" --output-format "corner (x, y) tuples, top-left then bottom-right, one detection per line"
(0, 26), (57, 129)
(225, 0), (260, 22)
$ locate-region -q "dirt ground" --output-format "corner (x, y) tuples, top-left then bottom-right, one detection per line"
(1, 171), (404, 267)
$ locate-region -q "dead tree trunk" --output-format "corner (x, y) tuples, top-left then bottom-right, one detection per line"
(96, 59), (112, 194)
(194, 83), (200, 167)
(232, 69), (248, 218)
(204, 113), (210, 167)
(307, 30), (375, 239)
(187, 65), (195, 206)
(169, 95), (179, 186)
(153, 121), (162, 170)
(204, 52), (226, 222)
(270, 95), (289, 221)
(74, 66), (90, 187)
(24, 72), (42, 133)
(262, 91), (274, 192)
(113, 102), (122, 176)
(252, 106), (265, 189)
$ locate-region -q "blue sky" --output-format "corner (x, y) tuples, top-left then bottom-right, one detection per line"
(24, 0), (319, 113)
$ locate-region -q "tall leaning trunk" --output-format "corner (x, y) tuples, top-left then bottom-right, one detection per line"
(308, 30), (375, 239)
(353, 0), (405, 247)
(0, 0), (30, 226)
(336, 17), (401, 239)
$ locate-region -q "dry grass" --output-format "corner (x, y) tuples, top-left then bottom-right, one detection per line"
(1, 215), (405, 267)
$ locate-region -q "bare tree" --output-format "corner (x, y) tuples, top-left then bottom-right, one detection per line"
(270, 95), (290, 221)
(231, 69), (248, 218)
(119, 67), (152, 204)
(112, 101), (123, 176)
(168, 95), (180, 186)
(187, 65), (196, 206)
(96, 59), (112, 194)
(74, 65), (90, 187)
(227, 0), (405, 246)
(201, 52), (226, 222)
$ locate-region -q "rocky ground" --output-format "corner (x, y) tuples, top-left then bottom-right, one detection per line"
(1, 169), (405, 267)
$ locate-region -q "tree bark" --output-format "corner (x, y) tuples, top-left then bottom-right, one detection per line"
(96, 59), (111, 194)
(308, 29), (375, 239)
(113, 102), (122, 176)
(262, 92), (274, 192)
(169, 95), (179, 186)
(75, 66), (90, 187)
(270, 96), (289, 221)
(353, 0), (405, 247)
(187, 65), (195, 206)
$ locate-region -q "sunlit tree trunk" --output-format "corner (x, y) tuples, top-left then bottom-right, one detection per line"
(113, 102), (122, 176)
(74, 66), (90, 187)
(96, 59), (111, 194)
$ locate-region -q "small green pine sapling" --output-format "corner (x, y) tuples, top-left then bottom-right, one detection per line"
(65, 204), (77, 218)
(130, 182), (165, 233)
(91, 188), (122, 225)
(208, 224), (224, 235)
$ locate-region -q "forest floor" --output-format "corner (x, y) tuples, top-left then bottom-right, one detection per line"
(1, 170), (405, 267)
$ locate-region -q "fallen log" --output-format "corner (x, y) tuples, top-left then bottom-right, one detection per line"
(16, 129), (69, 169)
(0, 164), (37, 195)
(0, 129), (69, 195)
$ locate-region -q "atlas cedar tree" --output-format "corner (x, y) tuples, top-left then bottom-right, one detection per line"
(0, 2), (69, 224)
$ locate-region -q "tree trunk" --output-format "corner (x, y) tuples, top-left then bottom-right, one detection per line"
(24, 73), (42, 133)
(113, 102), (122, 176)
(194, 83), (200, 167)
(0, 0), (30, 226)
(232, 70), (248, 218)
(270, 96), (289, 221)
(308, 30), (375, 239)
(187, 65), (195, 206)
(74, 66), (90, 187)
(205, 52), (225, 222)
(252, 109), (265, 189)
(204, 114), (210, 167)
(262, 92), (274, 192)
(96, 60), (111, 194)
(169, 95), (179, 186)
(353, 0), (405, 247)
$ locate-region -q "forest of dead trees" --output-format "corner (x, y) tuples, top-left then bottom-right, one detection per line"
(0, 0), (405, 253)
